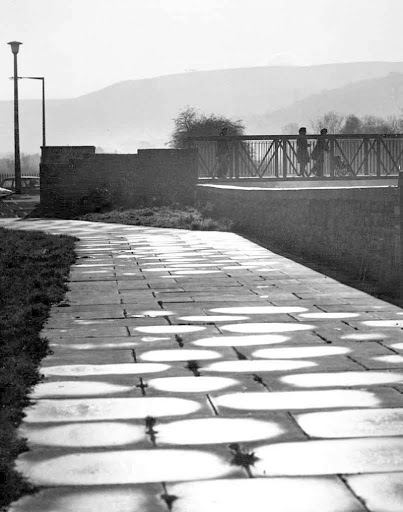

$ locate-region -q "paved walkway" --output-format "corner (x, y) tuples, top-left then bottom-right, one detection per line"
(1, 218), (403, 512)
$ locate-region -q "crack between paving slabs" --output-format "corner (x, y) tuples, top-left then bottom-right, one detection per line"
(206, 394), (219, 416)
(252, 373), (271, 391)
(314, 332), (333, 344)
(160, 482), (178, 511)
(378, 341), (400, 355)
(338, 475), (371, 512)
(345, 354), (370, 370)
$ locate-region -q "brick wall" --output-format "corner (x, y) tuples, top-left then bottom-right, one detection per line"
(198, 184), (401, 297)
(40, 147), (197, 215)
(42, 146), (96, 163)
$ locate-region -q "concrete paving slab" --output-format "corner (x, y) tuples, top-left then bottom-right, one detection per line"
(40, 349), (135, 366)
(49, 309), (126, 320)
(213, 388), (385, 413)
(67, 276), (120, 282)
(62, 296), (122, 305)
(137, 348), (225, 362)
(49, 337), (140, 350)
(281, 370), (403, 389)
(350, 354), (403, 370)
(23, 396), (203, 423)
(296, 408), (403, 438)
(41, 326), (130, 339)
(156, 416), (285, 445)
(252, 437), (403, 476)
(9, 484), (166, 512)
(44, 317), (170, 328)
(16, 448), (237, 485)
(53, 304), (126, 313)
(203, 359), (319, 374)
(167, 477), (366, 512)
(346, 473), (403, 512)
(40, 362), (170, 377)
(30, 377), (140, 396)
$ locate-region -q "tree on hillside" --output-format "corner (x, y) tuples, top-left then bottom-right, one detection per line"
(339, 114), (403, 134)
(385, 115), (403, 133)
(339, 114), (362, 134)
(170, 106), (245, 148)
(311, 111), (344, 134)
(359, 115), (396, 134)
(311, 111), (403, 135)
(281, 122), (299, 134)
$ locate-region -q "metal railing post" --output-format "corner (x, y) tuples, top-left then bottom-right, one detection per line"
(364, 138), (369, 175)
(274, 139), (279, 178)
(329, 138), (335, 178)
(282, 139), (288, 178)
(234, 141), (240, 179)
(228, 142), (233, 178)
(376, 137), (381, 177)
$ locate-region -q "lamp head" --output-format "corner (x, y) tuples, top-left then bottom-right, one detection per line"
(8, 41), (22, 55)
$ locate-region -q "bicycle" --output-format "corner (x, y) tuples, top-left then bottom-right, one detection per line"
(331, 155), (355, 177)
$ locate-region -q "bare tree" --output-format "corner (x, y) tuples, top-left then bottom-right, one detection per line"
(170, 106), (245, 148)
(360, 115), (396, 134)
(311, 111), (344, 134)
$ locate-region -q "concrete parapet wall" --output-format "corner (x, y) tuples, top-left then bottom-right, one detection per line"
(40, 147), (197, 214)
(197, 183), (400, 297)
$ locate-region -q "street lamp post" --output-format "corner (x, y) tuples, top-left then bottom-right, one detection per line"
(7, 41), (22, 194)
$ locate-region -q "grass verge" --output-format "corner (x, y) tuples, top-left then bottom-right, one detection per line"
(0, 227), (76, 511)
(77, 205), (234, 231)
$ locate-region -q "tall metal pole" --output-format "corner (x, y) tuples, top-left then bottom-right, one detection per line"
(16, 77), (46, 159)
(41, 78), (46, 149)
(399, 170), (403, 306)
(8, 41), (22, 194)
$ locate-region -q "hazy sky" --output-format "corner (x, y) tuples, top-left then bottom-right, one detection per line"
(1, 0), (402, 100)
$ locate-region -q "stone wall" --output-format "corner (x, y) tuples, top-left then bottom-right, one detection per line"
(40, 147), (198, 215)
(198, 183), (401, 297)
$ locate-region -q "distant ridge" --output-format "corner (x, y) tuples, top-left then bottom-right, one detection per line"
(2, 61), (403, 153)
(247, 72), (403, 132)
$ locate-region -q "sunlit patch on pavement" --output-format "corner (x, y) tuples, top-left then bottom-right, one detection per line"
(282, 371), (403, 388)
(215, 389), (379, 411)
(221, 323), (315, 334)
(157, 417), (283, 445)
(193, 334), (288, 347)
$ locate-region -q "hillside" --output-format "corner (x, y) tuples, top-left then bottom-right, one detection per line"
(2, 61), (403, 153)
(247, 72), (403, 132)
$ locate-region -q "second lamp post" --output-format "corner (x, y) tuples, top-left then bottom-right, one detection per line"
(19, 76), (46, 152)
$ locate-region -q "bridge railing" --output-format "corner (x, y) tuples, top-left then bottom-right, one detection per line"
(189, 134), (403, 179)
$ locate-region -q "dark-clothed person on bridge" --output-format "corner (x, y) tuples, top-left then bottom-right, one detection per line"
(311, 128), (329, 177)
(296, 127), (310, 177)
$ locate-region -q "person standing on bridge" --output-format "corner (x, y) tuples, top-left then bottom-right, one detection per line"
(296, 127), (310, 177)
(311, 128), (329, 177)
